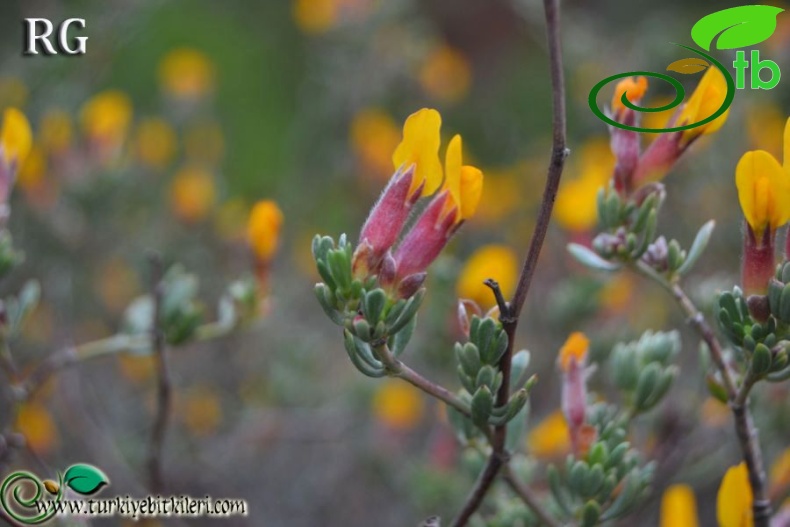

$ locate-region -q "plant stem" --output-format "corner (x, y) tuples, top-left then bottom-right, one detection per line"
(503, 464), (561, 527)
(633, 262), (770, 525)
(147, 254), (170, 494)
(451, 0), (568, 522)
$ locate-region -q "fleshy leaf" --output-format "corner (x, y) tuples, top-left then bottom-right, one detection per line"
(691, 5), (783, 51)
(567, 243), (621, 272)
(666, 58), (710, 74)
(63, 464), (109, 495)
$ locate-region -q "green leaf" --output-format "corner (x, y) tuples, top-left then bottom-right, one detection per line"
(666, 57), (710, 74)
(691, 5), (783, 51)
(63, 464), (109, 495)
(567, 243), (620, 271)
(677, 220), (715, 275)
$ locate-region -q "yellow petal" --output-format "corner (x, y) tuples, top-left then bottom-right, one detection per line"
(660, 484), (699, 527)
(558, 332), (589, 372)
(371, 379), (424, 431)
(459, 166), (483, 220)
(678, 66), (729, 142)
(770, 447), (790, 494)
(445, 134), (463, 208)
(392, 108), (442, 196)
(736, 150), (790, 234)
(443, 134), (483, 221)
(1, 108), (32, 165)
(526, 410), (570, 459)
(717, 463), (753, 527)
(247, 200), (284, 262)
(611, 76), (648, 112)
(783, 117), (790, 174)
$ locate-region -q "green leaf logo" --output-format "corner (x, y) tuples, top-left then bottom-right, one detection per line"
(691, 5), (784, 51)
(666, 57), (710, 74)
(63, 464), (109, 495)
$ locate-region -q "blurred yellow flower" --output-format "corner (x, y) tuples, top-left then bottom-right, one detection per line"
(134, 117), (177, 169)
(554, 138), (613, 232)
(747, 102), (784, 158)
(117, 354), (155, 384)
(660, 484), (699, 527)
(717, 462), (753, 527)
(527, 410), (570, 459)
(247, 200), (284, 262)
(735, 149), (790, 239)
(96, 258), (140, 313)
(17, 144), (46, 189)
(181, 386), (222, 437)
(677, 66), (729, 146)
(598, 274), (634, 313)
(169, 166), (216, 223)
(456, 245), (517, 309)
(350, 108), (401, 181)
(40, 109), (73, 154)
(16, 402), (58, 455)
(701, 396), (730, 428)
(0, 107), (32, 166)
(770, 447), (790, 496)
(392, 108), (443, 196)
(293, 0), (338, 34)
(474, 168), (522, 225)
(558, 332), (589, 372)
(184, 121), (224, 166)
(214, 198), (249, 241)
(158, 48), (215, 99)
(80, 90), (132, 146)
(0, 77), (28, 109)
(372, 379), (424, 431)
(419, 44), (472, 104)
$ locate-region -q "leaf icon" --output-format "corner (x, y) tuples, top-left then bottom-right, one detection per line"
(691, 5), (784, 51)
(666, 57), (710, 74)
(63, 464), (109, 495)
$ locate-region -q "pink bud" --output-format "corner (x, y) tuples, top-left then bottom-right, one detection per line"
(608, 109), (641, 195)
(457, 299), (482, 337)
(392, 191), (457, 280)
(378, 251), (397, 287)
(742, 222), (775, 296)
(631, 131), (684, 188)
(397, 272), (426, 299)
(359, 165), (422, 272)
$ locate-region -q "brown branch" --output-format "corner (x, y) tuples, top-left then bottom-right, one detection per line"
(503, 464), (561, 527)
(451, 0), (568, 523)
(146, 254), (170, 494)
(637, 265), (771, 526)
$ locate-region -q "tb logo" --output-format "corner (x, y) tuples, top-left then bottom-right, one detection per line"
(733, 50), (780, 90)
(23, 18), (88, 56)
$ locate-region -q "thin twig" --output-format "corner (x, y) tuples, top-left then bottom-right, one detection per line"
(633, 262), (771, 525)
(451, 0), (568, 523)
(146, 254), (170, 494)
(503, 464), (561, 527)
(373, 342), (472, 418)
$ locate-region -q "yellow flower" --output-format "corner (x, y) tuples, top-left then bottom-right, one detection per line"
(770, 447), (790, 496)
(660, 484), (699, 527)
(558, 332), (589, 372)
(677, 66), (729, 145)
(181, 386), (222, 437)
(456, 245), (518, 310)
(419, 44), (472, 104)
(134, 117), (177, 169)
(39, 109), (72, 153)
(117, 354), (155, 384)
(748, 102), (784, 158)
(735, 149), (790, 238)
(717, 463), (753, 527)
(16, 402), (58, 455)
(392, 108), (443, 197)
(158, 48), (214, 99)
(372, 379), (424, 431)
(598, 274), (634, 313)
(350, 108), (401, 180)
(611, 76), (648, 112)
(247, 200), (284, 262)
(0, 107), (32, 166)
(80, 90), (132, 145)
(17, 144), (46, 189)
(442, 134), (483, 222)
(554, 138), (614, 232)
(527, 410), (570, 459)
(293, 0), (338, 34)
(169, 166), (216, 223)
(95, 258), (140, 313)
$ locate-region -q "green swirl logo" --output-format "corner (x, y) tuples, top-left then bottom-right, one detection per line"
(589, 5), (783, 133)
(0, 464), (108, 525)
